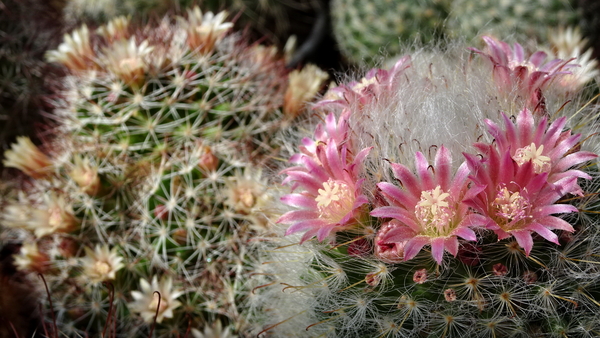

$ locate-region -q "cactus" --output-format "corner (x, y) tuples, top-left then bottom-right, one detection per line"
(330, 0), (451, 64)
(446, 0), (581, 44)
(1, 8), (327, 336)
(247, 38), (600, 337)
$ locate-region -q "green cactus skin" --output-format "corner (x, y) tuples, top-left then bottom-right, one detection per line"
(330, 0), (451, 65)
(447, 0), (581, 44)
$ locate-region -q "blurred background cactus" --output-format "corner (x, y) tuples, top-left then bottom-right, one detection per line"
(0, 0), (65, 172)
(330, 0), (451, 64)
(329, 0), (591, 67)
(446, 0), (580, 43)
(0, 8), (327, 336)
(247, 37), (600, 337)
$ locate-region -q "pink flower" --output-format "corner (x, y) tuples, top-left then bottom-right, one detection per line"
(371, 146), (486, 264)
(471, 36), (575, 111)
(464, 145), (578, 256)
(278, 114), (372, 243)
(294, 112), (352, 164)
(316, 56), (411, 110)
(478, 108), (597, 196)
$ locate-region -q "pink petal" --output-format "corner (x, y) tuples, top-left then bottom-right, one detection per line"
(403, 237), (430, 261)
(538, 204), (578, 216)
(536, 215), (575, 232)
(390, 162), (422, 198)
(381, 225), (417, 244)
(527, 223), (559, 244)
(434, 146), (452, 190)
(377, 182), (417, 208)
(511, 231), (534, 256)
(416, 152), (434, 189)
(278, 210), (320, 224)
(430, 237), (446, 264)
(445, 237), (459, 257)
(555, 151), (597, 172)
(280, 194), (317, 209)
(285, 219), (327, 235)
(316, 224), (336, 241)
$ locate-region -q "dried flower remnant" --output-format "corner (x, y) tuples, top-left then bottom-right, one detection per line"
(372, 146), (486, 264)
(129, 276), (183, 323)
(81, 245), (124, 284)
(3, 136), (53, 179)
(224, 167), (267, 215)
(374, 221), (405, 263)
(181, 7), (233, 53)
(13, 243), (50, 273)
(70, 156), (101, 195)
(444, 289), (457, 302)
(523, 270), (538, 284)
(96, 15), (131, 42)
(283, 64), (328, 118)
(101, 37), (153, 86)
(45, 24), (95, 72)
(492, 263), (508, 276)
(413, 268), (428, 284)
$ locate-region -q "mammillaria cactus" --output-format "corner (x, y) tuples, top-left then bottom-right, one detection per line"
(447, 0), (581, 44)
(1, 7), (327, 336)
(330, 0), (450, 64)
(248, 37), (600, 337)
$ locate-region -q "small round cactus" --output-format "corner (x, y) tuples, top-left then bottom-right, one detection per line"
(446, 0), (581, 43)
(248, 38), (600, 337)
(1, 8), (327, 336)
(330, 0), (451, 64)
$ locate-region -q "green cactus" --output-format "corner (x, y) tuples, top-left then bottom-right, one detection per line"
(446, 0), (581, 43)
(330, 0), (451, 64)
(1, 9), (327, 336)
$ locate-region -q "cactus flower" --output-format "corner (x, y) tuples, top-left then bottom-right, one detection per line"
(371, 146), (486, 264)
(278, 118), (371, 242)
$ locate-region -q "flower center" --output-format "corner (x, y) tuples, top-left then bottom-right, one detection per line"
(513, 143), (551, 174)
(148, 294), (168, 314)
(94, 261), (111, 275)
(315, 179), (355, 223)
(492, 187), (530, 230)
(415, 186), (454, 236)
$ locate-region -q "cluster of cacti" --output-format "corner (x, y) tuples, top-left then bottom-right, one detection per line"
(247, 36), (600, 337)
(1, 8), (327, 337)
(0, 0), (64, 169)
(330, 0), (583, 65)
